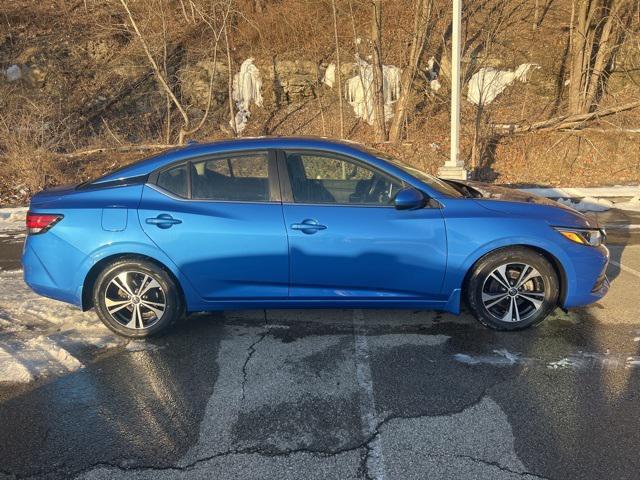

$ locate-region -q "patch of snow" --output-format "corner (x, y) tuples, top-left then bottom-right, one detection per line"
(454, 349), (522, 366)
(547, 357), (582, 369)
(125, 341), (162, 352)
(634, 337), (640, 342)
(345, 58), (401, 125)
(230, 58), (263, 134)
(614, 196), (640, 212)
(467, 63), (539, 106)
(556, 196), (614, 212)
(0, 346), (33, 383)
(0, 337), (83, 384)
(5, 64), (21, 82)
(519, 185), (640, 199)
(0, 269), (124, 383)
(627, 357), (640, 368)
(0, 207), (27, 232)
(455, 349), (633, 370)
(426, 57), (441, 92)
(323, 63), (336, 88)
(547, 352), (623, 370)
(493, 348), (520, 364)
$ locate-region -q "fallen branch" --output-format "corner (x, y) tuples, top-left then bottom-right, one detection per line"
(494, 100), (640, 134)
(58, 144), (178, 158)
(557, 127), (640, 133)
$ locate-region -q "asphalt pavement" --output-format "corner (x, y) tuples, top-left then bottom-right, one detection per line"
(1, 210), (640, 480)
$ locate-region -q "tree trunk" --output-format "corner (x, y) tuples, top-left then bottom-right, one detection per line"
(370, 0), (387, 142)
(388, 0), (433, 142)
(567, 0), (631, 115)
(224, 23), (237, 136)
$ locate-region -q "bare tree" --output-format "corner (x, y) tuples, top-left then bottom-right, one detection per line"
(388, 0), (434, 142)
(224, 21), (237, 136)
(567, 0), (634, 114)
(331, 0), (345, 138)
(185, 0), (233, 139)
(119, 0), (232, 144)
(119, 0), (192, 143)
(370, 0), (387, 141)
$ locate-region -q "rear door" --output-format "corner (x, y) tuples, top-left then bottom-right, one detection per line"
(279, 150), (448, 300)
(139, 150), (289, 300)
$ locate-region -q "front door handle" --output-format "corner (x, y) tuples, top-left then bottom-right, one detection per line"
(146, 214), (182, 229)
(291, 219), (327, 234)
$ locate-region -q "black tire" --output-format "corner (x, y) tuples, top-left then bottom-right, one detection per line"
(466, 247), (559, 330)
(93, 258), (183, 338)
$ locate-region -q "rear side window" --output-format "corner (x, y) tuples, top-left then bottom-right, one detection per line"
(157, 164), (188, 198)
(191, 153), (270, 202)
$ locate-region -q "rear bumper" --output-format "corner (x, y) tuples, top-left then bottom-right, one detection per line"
(22, 238), (83, 307)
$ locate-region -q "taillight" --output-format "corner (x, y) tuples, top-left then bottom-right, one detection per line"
(26, 212), (63, 235)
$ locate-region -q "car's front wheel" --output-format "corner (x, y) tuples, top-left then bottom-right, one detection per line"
(93, 258), (183, 338)
(466, 247), (559, 330)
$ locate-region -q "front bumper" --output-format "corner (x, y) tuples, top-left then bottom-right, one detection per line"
(562, 244), (609, 308)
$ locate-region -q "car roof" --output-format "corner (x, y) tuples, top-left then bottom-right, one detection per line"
(92, 136), (375, 185)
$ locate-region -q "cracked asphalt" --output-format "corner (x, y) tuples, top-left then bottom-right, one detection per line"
(1, 212), (640, 479)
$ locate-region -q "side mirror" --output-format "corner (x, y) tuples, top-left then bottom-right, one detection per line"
(394, 187), (426, 210)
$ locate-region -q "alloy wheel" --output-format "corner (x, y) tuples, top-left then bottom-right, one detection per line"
(104, 271), (166, 329)
(481, 263), (546, 323)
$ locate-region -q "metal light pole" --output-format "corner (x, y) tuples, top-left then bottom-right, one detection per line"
(438, 0), (468, 180)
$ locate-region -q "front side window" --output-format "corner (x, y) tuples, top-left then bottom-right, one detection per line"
(156, 163), (188, 198)
(191, 153), (270, 202)
(285, 152), (403, 205)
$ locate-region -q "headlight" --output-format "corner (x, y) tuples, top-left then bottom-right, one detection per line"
(554, 227), (605, 247)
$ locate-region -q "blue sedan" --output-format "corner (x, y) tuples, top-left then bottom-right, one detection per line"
(22, 137), (609, 337)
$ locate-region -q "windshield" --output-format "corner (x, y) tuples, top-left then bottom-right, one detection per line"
(356, 145), (463, 197)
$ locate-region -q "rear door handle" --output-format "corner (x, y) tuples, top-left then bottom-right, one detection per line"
(146, 214), (182, 229)
(291, 219), (327, 234)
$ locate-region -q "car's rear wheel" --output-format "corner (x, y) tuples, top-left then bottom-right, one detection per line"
(93, 258), (183, 338)
(466, 247), (559, 330)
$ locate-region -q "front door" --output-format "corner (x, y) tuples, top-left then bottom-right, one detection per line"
(139, 151), (289, 300)
(279, 150), (448, 300)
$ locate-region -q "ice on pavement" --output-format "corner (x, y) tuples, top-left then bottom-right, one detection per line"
(0, 207), (27, 232)
(0, 269), (124, 383)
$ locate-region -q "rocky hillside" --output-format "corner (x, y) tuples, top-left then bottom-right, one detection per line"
(0, 0), (638, 205)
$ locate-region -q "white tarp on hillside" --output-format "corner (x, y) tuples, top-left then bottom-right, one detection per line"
(323, 63), (336, 88)
(231, 58), (263, 134)
(344, 59), (401, 125)
(467, 63), (539, 106)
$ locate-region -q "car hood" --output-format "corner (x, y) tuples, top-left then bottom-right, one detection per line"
(446, 180), (598, 229)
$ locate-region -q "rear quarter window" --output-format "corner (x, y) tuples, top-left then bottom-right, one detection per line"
(156, 164), (188, 198)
